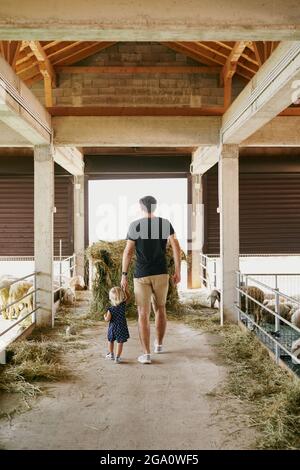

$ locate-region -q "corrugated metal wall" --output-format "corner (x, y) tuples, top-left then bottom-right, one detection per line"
(204, 165), (300, 255)
(0, 175), (73, 256)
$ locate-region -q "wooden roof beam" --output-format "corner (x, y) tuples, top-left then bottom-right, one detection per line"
(27, 41), (56, 86)
(221, 41), (249, 109)
(26, 41), (56, 107)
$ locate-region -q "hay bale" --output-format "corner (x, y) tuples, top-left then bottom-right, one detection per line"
(86, 240), (186, 317)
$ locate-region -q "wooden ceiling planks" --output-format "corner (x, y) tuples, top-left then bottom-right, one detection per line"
(2, 40), (276, 85)
(0, 40), (280, 113)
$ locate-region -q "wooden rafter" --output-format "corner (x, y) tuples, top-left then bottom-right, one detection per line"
(162, 42), (254, 80)
(252, 41), (279, 67)
(55, 65), (222, 74)
(26, 41), (56, 107)
(47, 106), (225, 116)
(0, 41), (21, 69)
(222, 41), (249, 109)
(17, 41), (117, 86)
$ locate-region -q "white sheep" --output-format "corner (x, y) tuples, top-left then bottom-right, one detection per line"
(61, 287), (76, 305)
(291, 309), (300, 329)
(0, 276), (17, 320)
(291, 338), (300, 365)
(69, 275), (86, 291)
(264, 301), (291, 319)
(207, 289), (220, 308)
(261, 301), (292, 323)
(8, 281), (32, 320)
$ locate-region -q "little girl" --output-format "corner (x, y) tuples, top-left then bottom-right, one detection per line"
(104, 286), (130, 363)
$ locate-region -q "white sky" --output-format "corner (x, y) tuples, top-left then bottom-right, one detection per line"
(88, 178), (188, 251)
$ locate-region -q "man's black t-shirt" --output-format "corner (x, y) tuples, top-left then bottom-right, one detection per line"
(126, 216), (175, 278)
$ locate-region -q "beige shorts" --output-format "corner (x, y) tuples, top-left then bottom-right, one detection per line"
(133, 274), (169, 309)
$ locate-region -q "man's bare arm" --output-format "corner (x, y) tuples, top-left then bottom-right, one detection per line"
(121, 239), (135, 290)
(169, 234), (181, 284)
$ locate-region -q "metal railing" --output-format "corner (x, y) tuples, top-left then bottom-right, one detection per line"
(53, 241), (76, 298)
(0, 272), (39, 362)
(241, 273), (300, 301)
(199, 253), (218, 290)
(236, 271), (300, 375)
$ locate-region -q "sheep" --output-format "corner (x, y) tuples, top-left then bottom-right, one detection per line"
(240, 286), (265, 324)
(207, 289), (220, 308)
(291, 309), (300, 329)
(69, 275), (86, 291)
(0, 276), (18, 319)
(61, 287), (76, 305)
(8, 281), (32, 320)
(21, 285), (35, 314)
(291, 338), (300, 365)
(261, 301), (292, 324)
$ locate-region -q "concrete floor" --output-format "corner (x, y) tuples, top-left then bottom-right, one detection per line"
(0, 318), (256, 450)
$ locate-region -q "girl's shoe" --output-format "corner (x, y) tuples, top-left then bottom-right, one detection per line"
(154, 341), (163, 354)
(115, 356), (122, 364)
(138, 354), (151, 364)
(105, 352), (115, 360)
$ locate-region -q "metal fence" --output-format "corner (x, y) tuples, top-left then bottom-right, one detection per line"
(236, 271), (300, 376)
(0, 272), (39, 364)
(53, 240), (76, 298)
(199, 253), (219, 290)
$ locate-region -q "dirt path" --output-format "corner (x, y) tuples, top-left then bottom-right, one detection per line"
(0, 318), (256, 450)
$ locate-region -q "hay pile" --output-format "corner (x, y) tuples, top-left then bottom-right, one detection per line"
(86, 240), (186, 318)
(0, 339), (68, 397)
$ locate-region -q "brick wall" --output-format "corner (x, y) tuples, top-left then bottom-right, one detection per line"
(30, 42), (244, 108)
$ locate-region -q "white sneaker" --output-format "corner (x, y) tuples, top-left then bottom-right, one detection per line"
(105, 352), (115, 360)
(115, 356), (122, 364)
(138, 354), (151, 364)
(154, 341), (163, 354)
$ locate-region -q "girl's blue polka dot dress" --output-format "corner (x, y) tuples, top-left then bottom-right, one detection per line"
(107, 301), (130, 343)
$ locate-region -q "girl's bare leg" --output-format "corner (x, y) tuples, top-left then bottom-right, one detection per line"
(108, 341), (114, 354)
(116, 342), (123, 358)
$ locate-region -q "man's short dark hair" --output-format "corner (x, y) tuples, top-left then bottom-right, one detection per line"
(139, 195), (157, 214)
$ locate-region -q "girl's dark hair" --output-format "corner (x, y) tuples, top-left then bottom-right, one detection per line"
(139, 195), (157, 214)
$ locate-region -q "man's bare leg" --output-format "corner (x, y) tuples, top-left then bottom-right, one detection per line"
(154, 305), (167, 346)
(137, 305), (151, 354)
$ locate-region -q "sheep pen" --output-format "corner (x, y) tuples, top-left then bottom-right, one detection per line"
(177, 305), (300, 450)
(0, 291), (95, 416)
(86, 240), (187, 319)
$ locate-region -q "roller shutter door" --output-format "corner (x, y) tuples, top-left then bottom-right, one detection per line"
(0, 175), (74, 256)
(204, 170), (300, 255)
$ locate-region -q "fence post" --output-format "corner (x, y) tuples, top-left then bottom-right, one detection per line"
(213, 259), (217, 289)
(59, 239), (62, 301)
(32, 272), (37, 323)
(204, 255), (207, 288)
(274, 274), (280, 363)
(236, 271), (240, 322)
(245, 274), (248, 314)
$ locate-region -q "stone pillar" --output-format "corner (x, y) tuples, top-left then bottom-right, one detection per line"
(74, 175), (85, 278)
(219, 144), (239, 324)
(191, 174), (204, 288)
(34, 145), (54, 327)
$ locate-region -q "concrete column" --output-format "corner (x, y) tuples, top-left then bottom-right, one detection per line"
(74, 175), (85, 278)
(191, 174), (204, 288)
(219, 144), (239, 323)
(34, 145), (54, 328)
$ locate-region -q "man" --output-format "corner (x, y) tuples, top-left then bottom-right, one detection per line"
(121, 195), (181, 364)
